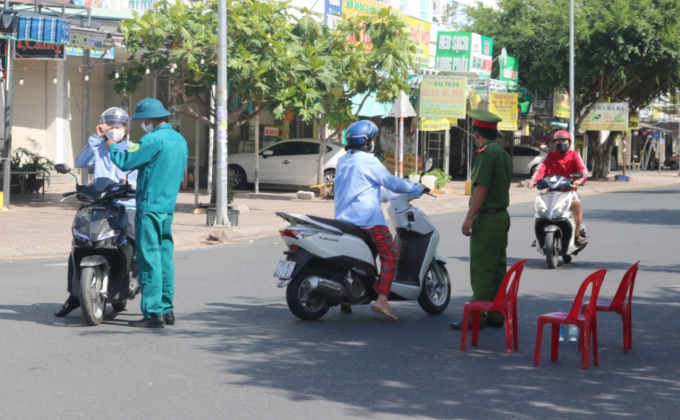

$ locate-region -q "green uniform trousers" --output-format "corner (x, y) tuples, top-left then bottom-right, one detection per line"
(136, 211), (175, 319)
(469, 211), (510, 324)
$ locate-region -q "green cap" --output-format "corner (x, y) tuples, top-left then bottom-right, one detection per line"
(469, 109), (502, 129)
(131, 98), (172, 121)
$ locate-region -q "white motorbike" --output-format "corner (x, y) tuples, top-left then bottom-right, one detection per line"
(533, 174), (587, 269)
(273, 172), (450, 320)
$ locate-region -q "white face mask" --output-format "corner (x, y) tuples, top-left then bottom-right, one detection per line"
(105, 128), (126, 142)
(141, 121), (154, 133)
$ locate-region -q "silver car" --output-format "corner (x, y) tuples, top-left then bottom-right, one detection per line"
(228, 139), (346, 188)
(504, 145), (547, 176)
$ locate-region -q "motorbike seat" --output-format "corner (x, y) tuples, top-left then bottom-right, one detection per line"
(307, 215), (379, 259)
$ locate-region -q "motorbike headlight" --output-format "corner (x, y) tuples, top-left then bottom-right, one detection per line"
(551, 199), (570, 219)
(72, 229), (90, 244)
(535, 196), (548, 217)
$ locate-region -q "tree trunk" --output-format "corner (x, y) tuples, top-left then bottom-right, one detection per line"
(317, 117), (328, 198)
(587, 130), (619, 179)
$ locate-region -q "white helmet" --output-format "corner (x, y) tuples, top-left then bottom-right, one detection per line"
(100, 107), (129, 127)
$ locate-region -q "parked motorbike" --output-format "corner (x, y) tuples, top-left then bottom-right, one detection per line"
(55, 163), (138, 326)
(273, 162), (451, 320)
(533, 173), (587, 269)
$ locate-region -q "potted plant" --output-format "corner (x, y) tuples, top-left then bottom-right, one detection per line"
(9, 139), (54, 194)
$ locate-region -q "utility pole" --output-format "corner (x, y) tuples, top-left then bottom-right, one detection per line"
(216, 0), (229, 225)
(1, 28), (13, 210)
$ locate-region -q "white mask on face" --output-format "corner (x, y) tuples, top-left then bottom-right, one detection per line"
(105, 128), (126, 142)
(141, 121), (154, 133)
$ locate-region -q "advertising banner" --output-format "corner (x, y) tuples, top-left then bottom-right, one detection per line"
(500, 55), (519, 90)
(381, 152), (421, 175)
(14, 41), (65, 59)
(325, 0), (342, 29)
(419, 119), (454, 132)
(435, 32), (493, 78)
(553, 90), (570, 119)
(628, 112), (639, 130)
(66, 46), (115, 59)
(418, 75), (467, 120)
(580, 102), (629, 131)
(343, 0), (392, 18)
(489, 93), (519, 131)
(402, 15), (431, 67)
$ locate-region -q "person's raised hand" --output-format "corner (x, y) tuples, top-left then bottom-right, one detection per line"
(96, 124), (109, 137)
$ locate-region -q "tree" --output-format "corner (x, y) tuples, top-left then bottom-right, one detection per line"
(466, 0), (680, 178)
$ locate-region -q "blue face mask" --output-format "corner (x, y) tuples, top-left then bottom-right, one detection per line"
(556, 142), (569, 153)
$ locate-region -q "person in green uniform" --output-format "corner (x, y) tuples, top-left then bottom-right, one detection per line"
(450, 109), (513, 330)
(106, 98), (189, 328)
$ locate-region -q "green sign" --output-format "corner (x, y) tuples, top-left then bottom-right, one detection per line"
(435, 32), (493, 78)
(500, 55), (519, 90)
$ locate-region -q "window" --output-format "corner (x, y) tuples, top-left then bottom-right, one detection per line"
(420, 0), (429, 20)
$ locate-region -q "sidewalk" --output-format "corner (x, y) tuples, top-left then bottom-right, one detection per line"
(1, 170), (678, 259)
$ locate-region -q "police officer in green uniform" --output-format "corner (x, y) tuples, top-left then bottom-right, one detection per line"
(450, 109), (513, 330)
(106, 98), (188, 328)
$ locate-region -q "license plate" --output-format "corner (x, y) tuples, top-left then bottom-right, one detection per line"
(274, 261), (296, 280)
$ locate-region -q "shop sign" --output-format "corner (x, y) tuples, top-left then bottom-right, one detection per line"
(489, 92), (518, 131)
(580, 102), (629, 131)
(264, 126), (281, 137)
(343, 0), (395, 18)
(65, 46), (114, 59)
(418, 75), (467, 120)
(628, 112), (639, 130)
(419, 118), (455, 132)
(500, 55), (519, 90)
(435, 32), (493, 78)
(325, 0), (342, 29)
(553, 90), (570, 119)
(14, 41), (65, 59)
(401, 16), (431, 67)
(381, 152), (421, 174)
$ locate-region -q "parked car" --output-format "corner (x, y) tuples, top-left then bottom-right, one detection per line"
(228, 139), (346, 189)
(503, 145), (547, 177)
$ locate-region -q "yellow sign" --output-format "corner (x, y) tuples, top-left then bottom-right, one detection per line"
(419, 75), (467, 120)
(382, 152), (421, 174)
(489, 93), (519, 131)
(343, 0), (392, 18)
(653, 108), (659, 120)
(402, 15), (431, 67)
(468, 86), (481, 110)
(628, 113), (639, 130)
(580, 102), (629, 131)
(419, 119), (456, 131)
(553, 90), (570, 119)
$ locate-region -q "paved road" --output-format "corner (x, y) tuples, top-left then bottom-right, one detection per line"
(1, 186), (679, 419)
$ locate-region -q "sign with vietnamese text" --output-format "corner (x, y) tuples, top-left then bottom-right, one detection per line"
(381, 153), (421, 175)
(66, 46), (115, 59)
(489, 93), (519, 131)
(325, 0), (342, 29)
(500, 55), (519, 90)
(402, 15), (431, 67)
(435, 32), (493, 78)
(580, 102), (629, 131)
(628, 112), (639, 130)
(553, 90), (570, 119)
(418, 75), (467, 120)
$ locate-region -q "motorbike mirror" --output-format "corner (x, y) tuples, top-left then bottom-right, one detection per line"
(571, 173), (583, 179)
(424, 158), (434, 173)
(55, 163), (71, 174)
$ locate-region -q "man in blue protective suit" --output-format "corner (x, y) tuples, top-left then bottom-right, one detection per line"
(334, 120), (427, 321)
(107, 98), (188, 328)
(54, 107), (138, 317)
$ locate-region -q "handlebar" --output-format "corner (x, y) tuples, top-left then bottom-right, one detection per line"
(62, 191), (77, 197)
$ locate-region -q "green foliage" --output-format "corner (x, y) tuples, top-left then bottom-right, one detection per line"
(10, 139), (55, 184)
(425, 168), (451, 190)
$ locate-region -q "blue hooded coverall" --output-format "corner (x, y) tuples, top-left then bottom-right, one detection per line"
(109, 124), (188, 319)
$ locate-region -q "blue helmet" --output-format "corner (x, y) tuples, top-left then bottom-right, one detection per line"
(346, 120), (379, 147)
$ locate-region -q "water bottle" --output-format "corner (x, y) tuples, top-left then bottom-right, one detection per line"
(568, 325), (578, 342)
(558, 310), (565, 341)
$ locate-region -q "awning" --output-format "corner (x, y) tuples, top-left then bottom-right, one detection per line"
(2, 16), (70, 45)
(351, 91), (392, 118)
(639, 122), (674, 133)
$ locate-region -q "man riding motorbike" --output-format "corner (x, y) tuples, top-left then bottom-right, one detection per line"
(334, 120), (426, 320)
(528, 130), (588, 245)
(54, 107), (138, 317)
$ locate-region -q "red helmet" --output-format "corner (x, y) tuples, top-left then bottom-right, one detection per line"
(553, 130), (572, 141)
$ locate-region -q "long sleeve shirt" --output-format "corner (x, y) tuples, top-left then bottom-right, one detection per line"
(75, 134), (137, 208)
(531, 149), (588, 188)
(334, 150), (423, 227)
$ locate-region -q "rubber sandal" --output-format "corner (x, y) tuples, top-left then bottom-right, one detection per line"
(372, 306), (398, 321)
(576, 236), (587, 246)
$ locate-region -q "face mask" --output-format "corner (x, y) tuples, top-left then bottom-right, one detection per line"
(141, 121), (154, 133)
(362, 140), (375, 154)
(105, 128), (126, 142)
(556, 142), (570, 153)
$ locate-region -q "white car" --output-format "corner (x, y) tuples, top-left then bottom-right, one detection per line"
(228, 139), (346, 188)
(504, 145), (547, 176)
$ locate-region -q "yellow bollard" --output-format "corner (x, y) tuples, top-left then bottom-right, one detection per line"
(464, 180), (472, 196)
(0, 191), (3, 209)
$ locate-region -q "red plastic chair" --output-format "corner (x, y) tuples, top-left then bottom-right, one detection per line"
(460, 259), (526, 353)
(533, 269), (607, 370)
(582, 262), (639, 353)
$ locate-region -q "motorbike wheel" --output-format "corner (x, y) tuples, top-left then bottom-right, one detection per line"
(545, 232), (559, 269)
(563, 255), (573, 264)
(286, 268), (330, 320)
(79, 266), (106, 326)
(417, 261), (451, 315)
(111, 300), (127, 312)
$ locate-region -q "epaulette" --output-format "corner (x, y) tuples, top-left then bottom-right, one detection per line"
(476, 145), (488, 154)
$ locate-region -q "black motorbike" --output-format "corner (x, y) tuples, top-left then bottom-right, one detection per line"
(55, 163), (138, 326)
